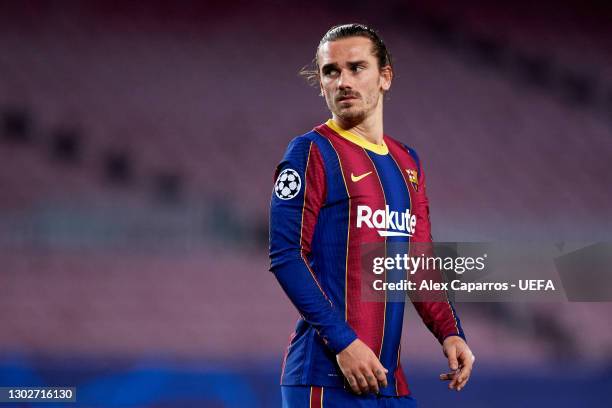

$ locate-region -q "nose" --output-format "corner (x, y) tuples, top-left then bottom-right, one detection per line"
(337, 69), (352, 89)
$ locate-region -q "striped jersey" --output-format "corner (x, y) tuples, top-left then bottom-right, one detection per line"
(269, 119), (465, 396)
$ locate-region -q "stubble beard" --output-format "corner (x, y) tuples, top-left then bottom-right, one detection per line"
(328, 93), (380, 128)
(335, 107), (366, 127)
(327, 98), (367, 127)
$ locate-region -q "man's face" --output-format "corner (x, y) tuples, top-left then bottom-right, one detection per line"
(318, 36), (392, 124)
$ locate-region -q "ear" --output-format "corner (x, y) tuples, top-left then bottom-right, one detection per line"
(380, 65), (393, 92)
(319, 80), (325, 97)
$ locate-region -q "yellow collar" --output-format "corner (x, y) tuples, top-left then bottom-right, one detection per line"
(326, 119), (389, 155)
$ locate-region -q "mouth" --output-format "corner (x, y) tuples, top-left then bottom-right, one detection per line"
(337, 95), (358, 103)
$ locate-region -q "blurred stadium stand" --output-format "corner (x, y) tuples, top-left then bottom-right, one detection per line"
(1, 0), (611, 406)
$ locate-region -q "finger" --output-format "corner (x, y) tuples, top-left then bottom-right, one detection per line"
(459, 363), (473, 385)
(365, 371), (379, 394)
(455, 351), (474, 388)
(450, 348), (471, 388)
(457, 364), (473, 390)
(356, 374), (369, 394)
(454, 363), (473, 391)
(374, 367), (388, 388)
(448, 368), (461, 390)
(439, 371), (457, 381)
(457, 349), (474, 370)
(453, 367), (467, 390)
(446, 346), (459, 371)
(456, 367), (467, 386)
(346, 375), (361, 394)
(457, 376), (469, 391)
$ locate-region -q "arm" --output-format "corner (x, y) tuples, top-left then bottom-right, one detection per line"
(405, 148), (474, 390)
(406, 148), (466, 343)
(269, 137), (357, 354)
(270, 137), (388, 394)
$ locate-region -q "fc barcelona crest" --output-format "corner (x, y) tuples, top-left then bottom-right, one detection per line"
(405, 169), (419, 191)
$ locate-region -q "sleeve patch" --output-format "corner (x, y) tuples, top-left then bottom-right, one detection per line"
(274, 168), (302, 200)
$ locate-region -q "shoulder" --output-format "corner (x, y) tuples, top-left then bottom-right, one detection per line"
(385, 134), (422, 171)
(273, 131), (327, 199)
(275, 131), (324, 179)
(280, 129), (333, 166)
(282, 131), (318, 156)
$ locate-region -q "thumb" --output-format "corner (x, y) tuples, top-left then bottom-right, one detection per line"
(446, 346), (458, 371)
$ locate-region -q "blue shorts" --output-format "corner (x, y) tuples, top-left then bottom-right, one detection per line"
(281, 385), (418, 408)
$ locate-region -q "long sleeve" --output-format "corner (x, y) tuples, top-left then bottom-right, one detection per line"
(405, 147), (466, 343)
(269, 136), (357, 354)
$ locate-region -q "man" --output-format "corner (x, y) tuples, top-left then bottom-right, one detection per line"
(269, 24), (474, 407)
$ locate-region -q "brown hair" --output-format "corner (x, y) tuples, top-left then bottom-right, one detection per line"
(299, 23), (393, 86)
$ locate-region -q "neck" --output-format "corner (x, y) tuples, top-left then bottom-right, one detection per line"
(332, 100), (384, 145)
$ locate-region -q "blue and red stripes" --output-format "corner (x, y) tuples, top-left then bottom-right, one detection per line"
(272, 123), (465, 397)
(309, 386), (323, 408)
(300, 143), (326, 255)
(386, 137), (464, 342)
(315, 123), (387, 359)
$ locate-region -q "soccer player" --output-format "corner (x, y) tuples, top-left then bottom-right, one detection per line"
(269, 24), (474, 407)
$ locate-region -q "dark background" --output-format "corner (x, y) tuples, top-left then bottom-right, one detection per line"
(1, 1), (612, 406)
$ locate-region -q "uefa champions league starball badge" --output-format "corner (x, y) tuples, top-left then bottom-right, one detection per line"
(275, 168), (301, 200)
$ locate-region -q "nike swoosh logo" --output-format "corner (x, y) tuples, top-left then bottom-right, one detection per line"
(351, 171), (373, 182)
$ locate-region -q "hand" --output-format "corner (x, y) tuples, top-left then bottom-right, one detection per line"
(336, 338), (388, 395)
(439, 336), (475, 391)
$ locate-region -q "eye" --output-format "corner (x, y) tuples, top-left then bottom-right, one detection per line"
(324, 68), (339, 77)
